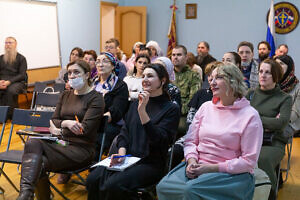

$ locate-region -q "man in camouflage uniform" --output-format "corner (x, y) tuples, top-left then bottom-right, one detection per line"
(172, 45), (201, 137)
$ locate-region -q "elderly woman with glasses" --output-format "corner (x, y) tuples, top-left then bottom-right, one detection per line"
(157, 62), (263, 200)
(93, 52), (129, 153)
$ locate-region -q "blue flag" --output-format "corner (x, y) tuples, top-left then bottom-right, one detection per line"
(266, 0), (275, 57)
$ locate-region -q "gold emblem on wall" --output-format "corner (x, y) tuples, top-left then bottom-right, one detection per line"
(272, 2), (299, 34)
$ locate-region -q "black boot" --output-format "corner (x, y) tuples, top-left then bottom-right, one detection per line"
(35, 173), (51, 200)
(17, 153), (43, 200)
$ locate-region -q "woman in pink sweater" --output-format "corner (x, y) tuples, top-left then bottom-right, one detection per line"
(157, 62), (263, 200)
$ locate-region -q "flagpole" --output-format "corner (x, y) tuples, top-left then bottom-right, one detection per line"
(167, 0), (177, 58)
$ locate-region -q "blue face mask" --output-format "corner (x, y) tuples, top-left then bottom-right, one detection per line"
(69, 76), (85, 90)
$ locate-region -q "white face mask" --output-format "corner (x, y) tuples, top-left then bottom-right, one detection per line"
(69, 77), (85, 90)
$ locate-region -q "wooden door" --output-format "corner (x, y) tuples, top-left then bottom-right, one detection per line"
(115, 6), (147, 58)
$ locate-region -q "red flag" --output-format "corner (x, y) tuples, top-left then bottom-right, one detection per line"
(167, 4), (177, 58)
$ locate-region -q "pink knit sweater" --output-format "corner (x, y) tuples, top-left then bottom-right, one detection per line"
(184, 97), (263, 174)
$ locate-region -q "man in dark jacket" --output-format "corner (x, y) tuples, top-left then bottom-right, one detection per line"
(0, 37), (27, 117)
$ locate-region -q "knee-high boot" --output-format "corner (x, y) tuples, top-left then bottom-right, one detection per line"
(17, 153), (43, 200)
(35, 171), (51, 200)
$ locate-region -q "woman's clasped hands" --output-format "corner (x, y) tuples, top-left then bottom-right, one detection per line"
(186, 158), (219, 179)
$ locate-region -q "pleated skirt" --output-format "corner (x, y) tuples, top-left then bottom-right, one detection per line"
(156, 162), (255, 200)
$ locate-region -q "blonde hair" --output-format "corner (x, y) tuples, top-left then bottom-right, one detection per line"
(215, 63), (247, 98)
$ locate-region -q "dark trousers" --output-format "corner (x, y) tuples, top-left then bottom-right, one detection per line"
(0, 82), (25, 116)
(86, 162), (163, 200)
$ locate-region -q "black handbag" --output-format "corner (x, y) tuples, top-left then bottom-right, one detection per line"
(263, 131), (274, 146)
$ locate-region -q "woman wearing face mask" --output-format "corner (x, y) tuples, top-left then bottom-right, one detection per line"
(17, 60), (104, 200)
(93, 52), (129, 154)
(123, 54), (150, 100)
(276, 55), (300, 133)
(86, 63), (180, 200)
(246, 58), (292, 200)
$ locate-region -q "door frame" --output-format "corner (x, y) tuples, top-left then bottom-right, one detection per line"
(100, 1), (118, 51)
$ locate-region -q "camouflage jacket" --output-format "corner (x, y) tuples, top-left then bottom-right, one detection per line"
(174, 65), (201, 115)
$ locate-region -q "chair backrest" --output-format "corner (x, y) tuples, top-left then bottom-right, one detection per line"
(34, 82), (48, 93)
(53, 83), (65, 93)
(0, 106), (9, 146)
(12, 109), (54, 127)
(0, 106), (9, 123)
(4, 109), (54, 151)
(35, 92), (61, 107)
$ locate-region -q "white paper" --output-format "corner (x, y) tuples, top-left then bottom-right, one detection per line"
(92, 156), (141, 171)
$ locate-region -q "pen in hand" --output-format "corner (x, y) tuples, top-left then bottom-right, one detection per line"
(109, 154), (132, 159)
(74, 115), (83, 133)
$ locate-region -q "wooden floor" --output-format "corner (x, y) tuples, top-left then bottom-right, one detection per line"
(1, 120), (300, 199)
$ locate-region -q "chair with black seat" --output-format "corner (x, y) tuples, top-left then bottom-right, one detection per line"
(53, 83), (65, 93)
(0, 109), (53, 193)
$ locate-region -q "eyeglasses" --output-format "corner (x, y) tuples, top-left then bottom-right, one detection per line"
(5, 42), (15, 45)
(104, 46), (115, 50)
(95, 59), (111, 65)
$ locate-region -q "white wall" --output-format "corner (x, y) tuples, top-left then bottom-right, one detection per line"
(120, 0), (300, 77)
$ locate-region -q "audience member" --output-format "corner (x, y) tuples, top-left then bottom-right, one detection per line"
(55, 47), (83, 84)
(124, 54), (150, 100)
(274, 44), (288, 58)
(104, 38), (127, 80)
(186, 52), (203, 82)
(257, 41), (271, 63)
(237, 41), (259, 89)
(276, 55), (300, 132)
(146, 40), (163, 62)
(246, 58), (292, 200)
(222, 51), (241, 70)
(83, 50), (97, 79)
(86, 63), (180, 200)
(139, 45), (151, 58)
(157, 62), (263, 200)
(93, 52), (129, 153)
(195, 41), (216, 80)
(126, 41), (143, 72)
(154, 56), (181, 107)
(172, 45), (201, 137)
(17, 60), (104, 200)
(0, 37), (27, 117)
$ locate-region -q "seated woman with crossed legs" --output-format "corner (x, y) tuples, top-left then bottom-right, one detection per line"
(17, 60), (104, 200)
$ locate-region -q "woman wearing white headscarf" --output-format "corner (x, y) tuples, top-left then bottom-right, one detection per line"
(154, 56), (181, 108)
